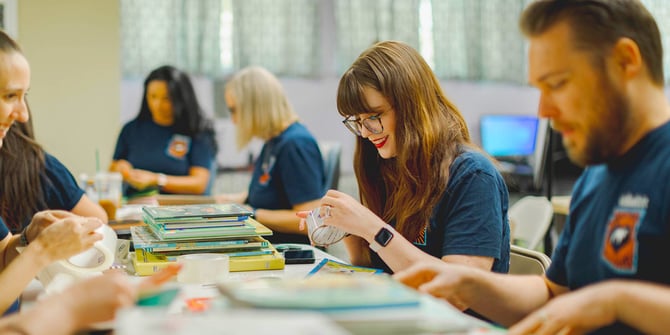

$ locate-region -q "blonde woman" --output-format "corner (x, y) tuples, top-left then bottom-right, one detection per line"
(216, 66), (325, 244)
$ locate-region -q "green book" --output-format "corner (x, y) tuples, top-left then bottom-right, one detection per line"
(142, 203), (253, 222)
(145, 219), (258, 241)
(142, 214), (248, 230)
(131, 225), (268, 252)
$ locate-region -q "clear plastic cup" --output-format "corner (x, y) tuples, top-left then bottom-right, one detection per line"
(306, 206), (348, 247)
(94, 172), (123, 220)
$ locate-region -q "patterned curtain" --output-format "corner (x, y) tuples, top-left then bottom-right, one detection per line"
(335, 0), (421, 74)
(431, 0), (528, 83)
(121, 0), (223, 77)
(642, 0), (670, 84)
(232, 0), (320, 77)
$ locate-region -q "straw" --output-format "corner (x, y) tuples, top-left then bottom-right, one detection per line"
(95, 148), (102, 202)
(95, 148), (100, 173)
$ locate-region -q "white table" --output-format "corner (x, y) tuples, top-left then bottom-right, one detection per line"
(118, 244), (505, 335)
(25, 244), (505, 334)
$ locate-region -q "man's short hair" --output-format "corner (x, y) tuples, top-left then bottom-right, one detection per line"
(520, 0), (664, 86)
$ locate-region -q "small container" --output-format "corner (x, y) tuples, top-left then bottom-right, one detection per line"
(306, 206), (348, 247)
(95, 172), (123, 220)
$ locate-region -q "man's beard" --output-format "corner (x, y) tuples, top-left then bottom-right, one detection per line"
(565, 74), (632, 167)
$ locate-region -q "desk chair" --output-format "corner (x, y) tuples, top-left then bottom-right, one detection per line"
(509, 196), (553, 251)
(509, 244), (551, 275)
(204, 161), (218, 195)
(318, 141), (342, 190)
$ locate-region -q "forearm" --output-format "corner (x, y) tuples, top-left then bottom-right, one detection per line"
(375, 232), (441, 272)
(0, 243), (50, 312)
(0, 290), (79, 335)
(71, 195), (108, 223)
(1, 235), (20, 271)
(254, 199), (321, 235)
(612, 280), (670, 334)
(159, 175), (208, 194)
(254, 209), (305, 235)
(465, 272), (551, 326)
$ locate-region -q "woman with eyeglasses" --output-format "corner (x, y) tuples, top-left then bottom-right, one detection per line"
(215, 66), (325, 244)
(309, 41), (510, 282)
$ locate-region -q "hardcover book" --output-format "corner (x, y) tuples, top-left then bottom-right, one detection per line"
(132, 245), (285, 276)
(131, 226), (269, 253)
(216, 275), (421, 311)
(142, 203), (253, 221)
(307, 259), (383, 276)
(143, 214), (248, 230)
(145, 219), (258, 240)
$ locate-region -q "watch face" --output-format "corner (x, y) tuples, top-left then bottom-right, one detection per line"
(375, 227), (394, 246)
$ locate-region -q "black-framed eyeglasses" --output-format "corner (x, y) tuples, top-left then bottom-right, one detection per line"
(342, 112), (384, 136)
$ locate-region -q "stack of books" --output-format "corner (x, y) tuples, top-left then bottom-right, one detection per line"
(131, 203), (285, 275)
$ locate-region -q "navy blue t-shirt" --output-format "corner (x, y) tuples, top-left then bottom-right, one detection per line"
(12, 153), (84, 232)
(547, 121), (670, 335)
(247, 123), (325, 244)
(1, 218), (20, 315)
(370, 150), (510, 274)
(113, 119), (215, 196)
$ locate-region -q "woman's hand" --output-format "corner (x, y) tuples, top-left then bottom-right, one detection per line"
(125, 169), (159, 190)
(110, 160), (134, 180)
(316, 190), (386, 239)
(23, 210), (77, 243)
(30, 216), (103, 265)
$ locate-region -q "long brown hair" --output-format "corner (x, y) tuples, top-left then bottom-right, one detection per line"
(0, 29), (44, 232)
(0, 116), (47, 232)
(337, 41), (472, 249)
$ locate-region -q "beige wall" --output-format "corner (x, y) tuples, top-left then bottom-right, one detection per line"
(17, 0), (120, 177)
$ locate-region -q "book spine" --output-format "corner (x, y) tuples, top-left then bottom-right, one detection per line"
(135, 239), (252, 251)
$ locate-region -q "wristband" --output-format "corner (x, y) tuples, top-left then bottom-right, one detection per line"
(157, 173), (168, 188)
(18, 227), (29, 247)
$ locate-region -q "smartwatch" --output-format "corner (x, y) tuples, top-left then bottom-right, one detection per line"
(369, 226), (394, 252)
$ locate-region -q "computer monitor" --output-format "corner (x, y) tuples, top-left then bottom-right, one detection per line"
(480, 115), (539, 159)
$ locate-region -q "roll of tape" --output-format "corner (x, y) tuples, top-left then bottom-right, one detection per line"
(177, 253), (230, 284)
(59, 224), (117, 273)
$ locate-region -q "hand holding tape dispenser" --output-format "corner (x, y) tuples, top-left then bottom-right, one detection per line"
(37, 224), (118, 294)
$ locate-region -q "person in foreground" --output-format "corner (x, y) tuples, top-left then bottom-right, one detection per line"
(216, 66), (325, 244)
(110, 65), (217, 197)
(0, 118), (107, 233)
(395, 1), (670, 334)
(303, 41), (510, 280)
(0, 30), (182, 331)
(0, 212), (103, 314)
(0, 28), (110, 315)
(0, 264), (181, 335)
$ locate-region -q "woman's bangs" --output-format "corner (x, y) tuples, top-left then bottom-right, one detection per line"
(337, 71), (374, 118)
